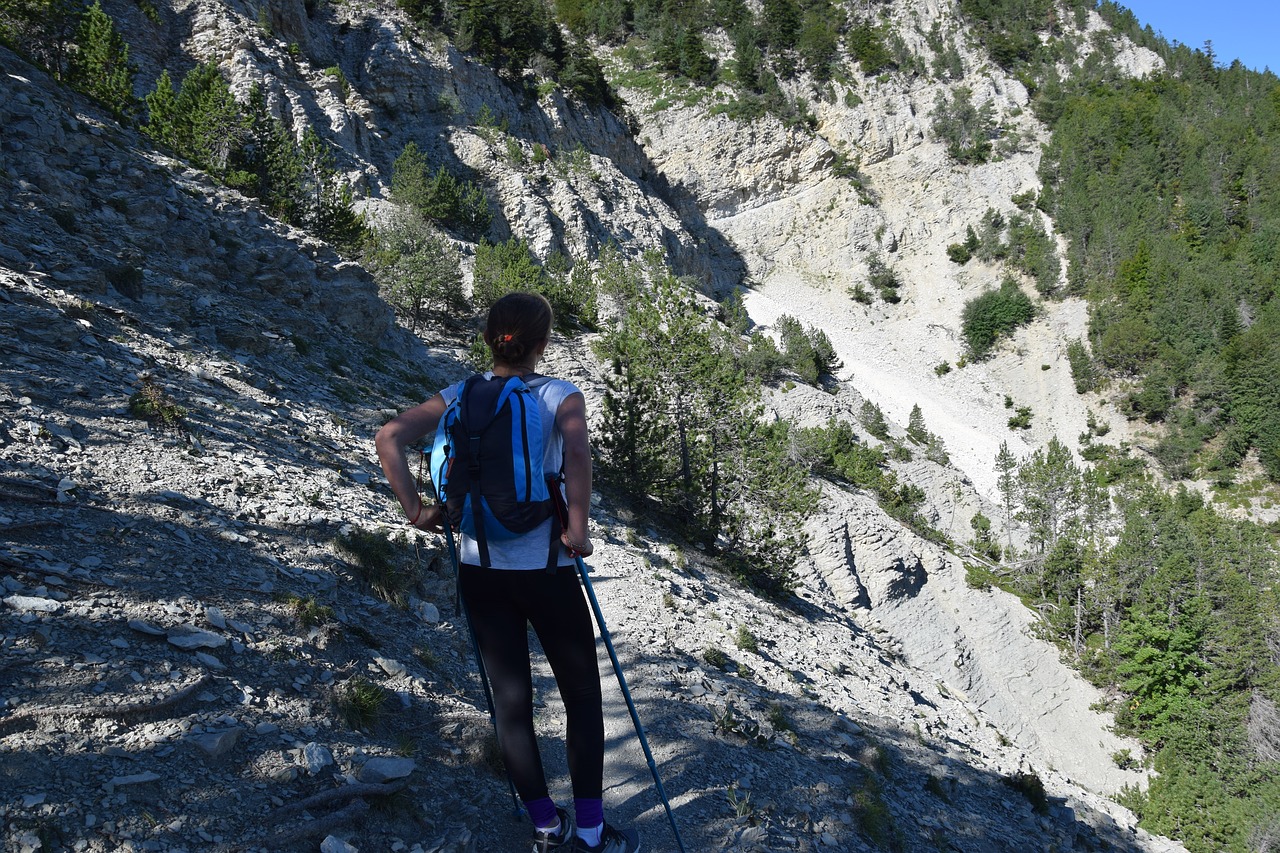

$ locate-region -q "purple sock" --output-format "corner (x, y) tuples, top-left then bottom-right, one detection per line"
(526, 796), (559, 830)
(575, 798), (604, 832)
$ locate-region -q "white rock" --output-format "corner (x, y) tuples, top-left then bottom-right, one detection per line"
(3, 595), (61, 613)
(302, 742), (334, 774)
(320, 836), (358, 853)
(167, 626), (227, 649)
(357, 757), (416, 783)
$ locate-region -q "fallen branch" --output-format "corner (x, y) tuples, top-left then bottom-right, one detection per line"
(0, 476), (57, 494)
(269, 780), (406, 823)
(0, 519), (58, 534)
(257, 799), (370, 849)
(0, 673), (215, 736)
(0, 488), (60, 505)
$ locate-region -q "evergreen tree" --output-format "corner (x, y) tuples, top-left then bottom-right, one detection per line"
(796, 4), (838, 80)
(1015, 436), (1083, 554)
(66, 0), (133, 116)
(173, 62), (245, 176)
(931, 86), (996, 164)
(994, 440), (1017, 550)
(593, 255), (815, 592)
(906, 404), (929, 445)
(0, 0), (81, 77)
(760, 0), (798, 51)
(235, 84), (305, 223)
(299, 127), (365, 252)
(142, 69), (180, 150)
(366, 207), (466, 332)
(472, 238), (546, 311)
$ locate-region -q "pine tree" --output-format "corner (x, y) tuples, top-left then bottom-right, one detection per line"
(1015, 436), (1083, 554)
(299, 127), (365, 252)
(172, 62), (245, 175)
(994, 440), (1017, 551)
(143, 69), (180, 150)
(236, 84), (304, 223)
(907, 404), (929, 445)
(67, 0), (134, 116)
(366, 207), (466, 332)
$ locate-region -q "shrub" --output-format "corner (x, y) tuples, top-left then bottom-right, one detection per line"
(1007, 405), (1033, 430)
(128, 379), (187, 429)
(961, 277), (1035, 360)
(734, 624), (758, 653)
(1067, 338), (1097, 393)
(947, 242), (973, 264)
(867, 255), (901, 302)
(280, 593), (335, 627)
(931, 86), (995, 164)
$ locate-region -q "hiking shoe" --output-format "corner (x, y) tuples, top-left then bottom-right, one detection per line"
(572, 824), (639, 853)
(532, 806), (575, 852)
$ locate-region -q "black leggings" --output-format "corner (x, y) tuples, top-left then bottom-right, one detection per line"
(459, 564), (604, 804)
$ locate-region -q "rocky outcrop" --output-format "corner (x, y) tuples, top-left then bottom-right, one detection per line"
(804, 486), (1149, 796)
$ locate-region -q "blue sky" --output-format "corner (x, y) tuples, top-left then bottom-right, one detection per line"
(1116, 1), (1279, 73)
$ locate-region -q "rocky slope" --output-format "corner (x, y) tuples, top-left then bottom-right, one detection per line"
(0, 0), (1189, 849)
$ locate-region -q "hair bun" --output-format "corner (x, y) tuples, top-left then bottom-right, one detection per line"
(494, 336), (527, 362)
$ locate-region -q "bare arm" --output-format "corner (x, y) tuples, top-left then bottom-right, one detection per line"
(375, 394), (447, 531)
(556, 391), (593, 557)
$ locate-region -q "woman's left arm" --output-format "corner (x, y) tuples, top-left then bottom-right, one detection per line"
(375, 394), (447, 530)
(557, 391), (593, 556)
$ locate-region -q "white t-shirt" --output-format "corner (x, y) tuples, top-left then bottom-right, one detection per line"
(440, 373), (583, 569)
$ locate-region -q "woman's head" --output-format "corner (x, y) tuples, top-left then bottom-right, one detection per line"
(484, 292), (554, 367)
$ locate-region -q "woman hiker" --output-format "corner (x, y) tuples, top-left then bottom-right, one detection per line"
(376, 291), (640, 853)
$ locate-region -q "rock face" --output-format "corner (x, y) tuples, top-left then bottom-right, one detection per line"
(805, 487), (1148, 795)
(0, 1), (1187, 850)
(620, 0), (1159, 500)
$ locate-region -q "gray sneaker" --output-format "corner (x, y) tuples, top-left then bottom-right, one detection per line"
(532, 807), (575, 853)
(572, 824), (639, 853)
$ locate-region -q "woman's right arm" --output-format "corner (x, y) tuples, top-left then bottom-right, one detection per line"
(375, 394), (447, 531)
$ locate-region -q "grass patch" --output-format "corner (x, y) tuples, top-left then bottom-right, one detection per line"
(278, 593), (335, 628)
(335, 529), (420, 606)
(336, 677), (390, 730)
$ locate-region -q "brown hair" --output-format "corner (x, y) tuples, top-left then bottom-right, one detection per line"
(484, 292), (554, 367)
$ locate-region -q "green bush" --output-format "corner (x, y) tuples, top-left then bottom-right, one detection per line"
(961, 277), (1035, 360)
(931, 86), (995, 164)
(128, 379), (187, 429)
(1067, 338), (1096, 393)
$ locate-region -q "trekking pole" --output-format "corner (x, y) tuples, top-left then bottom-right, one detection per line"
(443, 523), (524, 820)
(573, 556), (687, 853)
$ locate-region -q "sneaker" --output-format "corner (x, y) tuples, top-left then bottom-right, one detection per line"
(572, 823), (640, 853)
(532, 806), (576, 852)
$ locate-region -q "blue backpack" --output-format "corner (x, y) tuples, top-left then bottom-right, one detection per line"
(429, 374), (563, 571)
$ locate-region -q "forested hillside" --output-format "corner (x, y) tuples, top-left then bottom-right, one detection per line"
(2, 0), (1279, 850)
